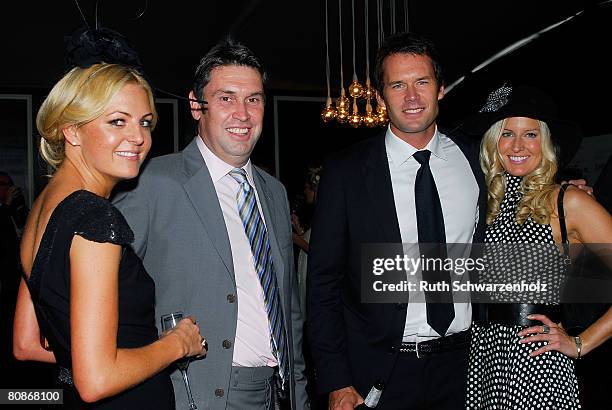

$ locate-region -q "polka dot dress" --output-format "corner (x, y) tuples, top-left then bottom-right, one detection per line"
(466, 174), (580, 409)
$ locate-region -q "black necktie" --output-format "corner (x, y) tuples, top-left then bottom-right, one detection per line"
(413, 150), (455, 336)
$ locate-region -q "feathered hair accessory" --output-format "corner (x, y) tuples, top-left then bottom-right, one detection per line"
(64, 26), (144, 74)
(62, 1), (205, 105)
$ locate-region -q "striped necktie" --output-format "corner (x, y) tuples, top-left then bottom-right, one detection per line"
(228, 168), (288, 385)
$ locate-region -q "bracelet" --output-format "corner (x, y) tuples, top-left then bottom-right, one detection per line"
(574, 336), (582, 360)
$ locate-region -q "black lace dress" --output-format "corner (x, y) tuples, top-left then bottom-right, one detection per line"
(465, 175), (580, 409)
(27, 190), (174, 409)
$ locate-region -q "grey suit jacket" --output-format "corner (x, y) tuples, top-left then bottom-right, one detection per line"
(113, 137), (309, 409)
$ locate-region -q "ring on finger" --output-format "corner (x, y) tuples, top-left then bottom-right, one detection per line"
(201, 338), (207, 348)
(542, 325), (550, 334)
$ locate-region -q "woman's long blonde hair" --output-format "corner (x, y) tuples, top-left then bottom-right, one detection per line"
(36, 63), (157, 171)
(480, 118), (558, 225)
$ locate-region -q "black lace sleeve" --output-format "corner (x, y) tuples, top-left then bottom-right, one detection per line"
(70, 191), (134, 246)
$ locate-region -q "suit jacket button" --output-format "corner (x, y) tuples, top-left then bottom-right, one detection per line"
(215, 388), (224, 397)
(389, 345), (396, 354)
(227, 294), (236, 303)
(222, 339), (232, 349)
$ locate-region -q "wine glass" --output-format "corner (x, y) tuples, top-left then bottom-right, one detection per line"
(161, 312), (198, 410)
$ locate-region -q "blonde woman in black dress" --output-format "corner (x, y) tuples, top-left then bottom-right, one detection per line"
(464, 86), (612, 409)
(13, 62), (206, 408)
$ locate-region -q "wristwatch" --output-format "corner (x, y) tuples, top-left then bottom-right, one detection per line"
(574, 335), (582, 360)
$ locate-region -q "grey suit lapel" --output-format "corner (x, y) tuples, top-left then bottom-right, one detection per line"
(252, 168), (287, 306)
(181, 139), (235, 283)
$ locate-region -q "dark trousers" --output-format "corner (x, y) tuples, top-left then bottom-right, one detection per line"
(377, 346), (469, 410)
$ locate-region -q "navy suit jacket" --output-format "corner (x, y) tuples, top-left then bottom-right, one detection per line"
(306, 129), (487, 394)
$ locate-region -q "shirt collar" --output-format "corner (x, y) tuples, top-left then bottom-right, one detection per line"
(385, 125), (448, 166)
(196, 136), (254, 184)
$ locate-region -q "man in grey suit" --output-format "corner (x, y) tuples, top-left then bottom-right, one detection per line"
(114, 39), (309, 410)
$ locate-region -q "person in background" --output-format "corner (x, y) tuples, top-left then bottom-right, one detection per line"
(0, 171), (28, 237)
(13, 59), (205, 408)
(0, 171), (38, 390)
(0, 170), (28, 307)
(292, 165), (322, 314)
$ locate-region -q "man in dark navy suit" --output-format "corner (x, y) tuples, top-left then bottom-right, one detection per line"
(307, 32), (487, 410)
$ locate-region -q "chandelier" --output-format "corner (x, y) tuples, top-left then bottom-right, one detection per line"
(321, 0), (410, 128)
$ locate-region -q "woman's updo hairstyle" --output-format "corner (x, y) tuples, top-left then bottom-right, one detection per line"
(36, 27), (155, 170)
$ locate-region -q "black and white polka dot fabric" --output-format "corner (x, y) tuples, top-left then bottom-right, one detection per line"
(480, 174), (567, 304)
(466, 174), (580, 409)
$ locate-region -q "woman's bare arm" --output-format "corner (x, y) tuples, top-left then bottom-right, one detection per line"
(69, 236), (204, 403)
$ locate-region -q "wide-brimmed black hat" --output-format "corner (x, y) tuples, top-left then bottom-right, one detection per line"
(461, 84), (583, 166)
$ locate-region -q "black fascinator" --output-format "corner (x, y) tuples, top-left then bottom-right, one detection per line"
(64, 26), (144, 74)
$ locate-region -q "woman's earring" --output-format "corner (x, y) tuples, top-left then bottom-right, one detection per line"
(70, 130), (79, 146)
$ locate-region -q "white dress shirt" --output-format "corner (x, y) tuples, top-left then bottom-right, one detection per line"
(196, 137), (277, 367)
(384, 127), (479, 341)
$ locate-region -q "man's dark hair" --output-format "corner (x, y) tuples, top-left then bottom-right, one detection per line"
(374, 32), (444, 96)
(193, 38), (267, 101)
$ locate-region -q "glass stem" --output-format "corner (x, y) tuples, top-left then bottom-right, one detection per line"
(180, 368), (197, 410)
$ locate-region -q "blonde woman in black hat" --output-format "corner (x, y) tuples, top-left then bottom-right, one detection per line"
(464, 85), (612, 409)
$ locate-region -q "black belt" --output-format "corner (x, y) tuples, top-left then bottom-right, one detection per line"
(399, 330), (470, 357)
(475, 303), (561, 327)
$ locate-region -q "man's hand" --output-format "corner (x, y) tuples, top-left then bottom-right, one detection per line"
(565, 179), (594, 196)
(329, 386), (364, 410)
